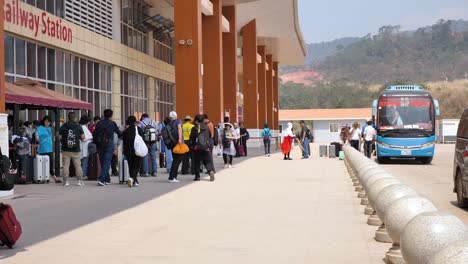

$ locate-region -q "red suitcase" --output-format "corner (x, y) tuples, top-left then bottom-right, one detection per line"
(0, 203), (22, 248)
(238, 145), (245, 156)
(87, 153), (102, 181)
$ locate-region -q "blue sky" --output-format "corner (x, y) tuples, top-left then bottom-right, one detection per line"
(298, 0), (468, 43)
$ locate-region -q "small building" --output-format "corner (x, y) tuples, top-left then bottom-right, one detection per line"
(436, 119), (460, 143)
(279, 108), (373, 143)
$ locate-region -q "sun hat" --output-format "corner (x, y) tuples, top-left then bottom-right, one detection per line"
(169, 111), (178, 118)
(184, 115), (192, 121)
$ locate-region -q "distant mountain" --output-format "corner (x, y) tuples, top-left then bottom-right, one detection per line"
(305, 37), (361, 64)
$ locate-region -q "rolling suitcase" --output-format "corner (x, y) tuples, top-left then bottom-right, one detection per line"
(119, 158), (130, 184)
(238, 145), (245, 156)
(319, 145), (328, 157)
(331, 142), (341, 157)
(34, 155), (50, 183)
(17, 155), (33, 184)
(159, 152), (166, 168)
(87, 153), (101, 181)
(0, 203), (22, 248)
(329, 145), (336, 158)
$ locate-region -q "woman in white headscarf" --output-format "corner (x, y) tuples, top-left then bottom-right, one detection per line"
(281, 122), (295, 160)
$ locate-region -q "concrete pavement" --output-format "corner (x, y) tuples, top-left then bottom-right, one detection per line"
(1, 145), (388, 263)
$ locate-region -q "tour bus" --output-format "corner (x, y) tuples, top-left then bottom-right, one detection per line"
(372, 85), (440, 164)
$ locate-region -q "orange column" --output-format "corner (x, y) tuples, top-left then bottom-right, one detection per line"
(257, 46), (267, 128)
(266, 54), (273, 127)
(174, 0), (202, 117)
(222, 5), (238, 122)
(273, 62), (279, 130)
(241, 20), (258, 129)
(202, 0), (224, 123)
(0, 0), (5, 113)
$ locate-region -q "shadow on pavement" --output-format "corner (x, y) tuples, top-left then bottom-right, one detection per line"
(0, 147), (274, 260)
(449, 201), (468, 212)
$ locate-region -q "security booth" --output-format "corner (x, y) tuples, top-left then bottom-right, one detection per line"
(5, 79), (92, 179)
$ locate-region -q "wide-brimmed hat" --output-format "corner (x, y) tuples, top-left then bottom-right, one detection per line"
(184, 115), (192, 121)
(224, 122), (233, 128)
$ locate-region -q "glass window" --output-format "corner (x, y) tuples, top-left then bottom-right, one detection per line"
(56, 0), (64, 18)
(36, 0), (45, 10)
(74, 88), (80, 100)
(80, 59), (87, 87)
(56, 85), (64, 94)
(73, 56), (79, 86)
(65, 86), (72, 97)
(4, 36), (14, 74)
(27, 42), (37, 77)
(87, 61), (94, 89)
(81, 88), (87, 102)
(56, 51), (63, 82)
(46, 0), (55, 14)
(94, 63), (100, 89)
(94, 91), (100, 116)
(15, 38), (26, 76)
(47, 83), (55, 91)
(47, 48), (55, 81)
(329, 123), (339, 133)
(37, 46), (46, 79)
(64, 53), (71, 84)
(107, 66), (112, 91)
(88, 90), (94, 110)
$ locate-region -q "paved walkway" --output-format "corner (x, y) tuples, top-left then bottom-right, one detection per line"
(1, 144), (388, 263)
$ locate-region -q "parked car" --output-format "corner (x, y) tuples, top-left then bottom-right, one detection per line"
(453, 107), (468, 207)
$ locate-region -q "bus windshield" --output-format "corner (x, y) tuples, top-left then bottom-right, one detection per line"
(378, 96), (434, 131)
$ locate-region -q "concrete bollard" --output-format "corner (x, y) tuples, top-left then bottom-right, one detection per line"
(358, 170), (390, 199)
(365, 178), (401, 216)
(361, 174), (394, 206)
(384, 196), (438, 264)
(401, 211), (468, 264)
(428, 240), (468, 264)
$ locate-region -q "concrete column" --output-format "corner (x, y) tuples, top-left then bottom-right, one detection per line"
(147, 77), (155, 120)
(266, 54), (273, 127)
(222, 5), (238, 122)
(111, 66), (122, 125)
(147, 31), (154, 57)
(202, 0), (224, 124)
(112, 0), (122, 42)
(241, 20), (258, 130)
(273, 62), (279, 130)
(174, 0), (203, 118)
(257, 46), (267, 128)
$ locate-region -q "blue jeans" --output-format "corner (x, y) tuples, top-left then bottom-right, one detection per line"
(98, 143), (114, 183)
(81, 157), (89, 177)
(302, 138), (310, 158)
(166, 149), (173, 173)
(143, 143), (158, 175)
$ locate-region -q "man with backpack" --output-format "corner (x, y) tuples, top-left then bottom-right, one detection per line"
(139, 113), (158, 177)
(161, 111), (183, 183)
(58, 112), (86, 186)
(261, 123), (273, 157)
(189, 115), (215, 181)
(299, 120), (311, 159)
(93, 109), (122, 186)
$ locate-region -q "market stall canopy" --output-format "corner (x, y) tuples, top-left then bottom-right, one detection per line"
(5, 79), (92, 110)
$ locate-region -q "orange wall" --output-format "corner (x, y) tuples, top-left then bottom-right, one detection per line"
(0, 0), (5, 113)
(202, 0), (224, 123)
(273, 62), (279, 130)
(222, 5), (238, 122)
(174, 0), (202, 118)
(266, 54), (273, 127)
(257, 45), (267, 128)
(241, 20), (258, 129)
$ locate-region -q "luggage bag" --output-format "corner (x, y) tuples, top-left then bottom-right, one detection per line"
(119, 158), (130, 184)
(329, 145), (336, 158)
(238, 145), (245, 156)
(159, 152), (166, 168)
(319, 145), (328, 157)
(87, 153), (101, 181)
(33, 155), (50, 183)
(0, 203), (22, 248)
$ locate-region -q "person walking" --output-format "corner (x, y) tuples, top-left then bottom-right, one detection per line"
(35, 115), (61, 183)
(233, 123), (241, 157)
(93, 109), (122, 186)
(111, 132), (120, 176)
(161, 117), (173, 173)
(181, 115), (194, 175)
(139, 113), (158, 177)
(166, 111), (183, 183)
(349, 122), (362, 151)
(222, 123), (236, 168)
(79, 116), (93, 181)
(189, 115), (215, 181)
(261, 123), (273, 157)
(58, 112), (85, 186)
(363, 121), (376, 158)
(122, 116), (144, 187)
(281, 122), (295, 160)
(239, 122), (249, 156)
(299, 121), (310, 159)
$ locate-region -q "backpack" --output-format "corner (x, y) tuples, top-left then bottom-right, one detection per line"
(196, 125), (210, 151)
(14, 137), (31, 156)
(245, 130), (250, 141)
(306, 126), (313, 139)
(263, 129), (271, 141)
(142, 120), (157, 143)
(64, 124), (79, 150)
(161, 121), (179, 150)
(0, 155), (14, 191)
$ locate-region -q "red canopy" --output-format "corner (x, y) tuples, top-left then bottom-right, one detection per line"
(5, 79), (92, 110)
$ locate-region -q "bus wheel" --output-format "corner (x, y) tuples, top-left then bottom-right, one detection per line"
(377, 156), (388, 164)
(419, 157), (433, 165)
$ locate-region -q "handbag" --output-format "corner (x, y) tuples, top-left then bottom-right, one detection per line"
(173, 143), (189, 155)
(134, 126), (148, 157)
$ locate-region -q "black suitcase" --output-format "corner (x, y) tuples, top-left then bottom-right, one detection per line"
(159, 153), (166, 168)
(330, 142), (341, 157)
(16, 155), (33, 184)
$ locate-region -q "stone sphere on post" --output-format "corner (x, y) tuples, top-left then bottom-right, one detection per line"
(360, 168), (387, 185)
(401, 211), (468, 264)
(363, 173), (394, 193)
(367, 178), (402, 207)
(375, 184), (418, 219)
(385, 196), (438, 243)
(428, 240), (468, 264)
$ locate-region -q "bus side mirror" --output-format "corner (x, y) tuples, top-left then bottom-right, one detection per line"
(434, 100), (440, 116)
(372, 100), (377, 116)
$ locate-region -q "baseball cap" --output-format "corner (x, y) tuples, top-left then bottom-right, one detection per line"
(169, 111), (178, 118)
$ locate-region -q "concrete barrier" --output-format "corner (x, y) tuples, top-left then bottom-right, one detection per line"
(343, 145), (468, 264)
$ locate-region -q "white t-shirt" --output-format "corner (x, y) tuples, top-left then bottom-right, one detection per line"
(350, 128), (362, 140)
(363, 126), (376, 141)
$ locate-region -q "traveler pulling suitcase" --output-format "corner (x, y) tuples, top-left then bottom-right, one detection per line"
(0, 203), (22, 248)
(119, 158), (130, 184)
(33, 155), (50, 183)
(319, 145), (328, 157)
(329, 145), (336, 158)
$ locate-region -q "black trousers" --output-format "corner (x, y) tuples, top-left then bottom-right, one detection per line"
(241, 139), (248, 156)
(223, 154), (233, 165)
(127, 155), (142, 183)
(182, 151), (191, 174)
(169, 153), (184, 180)
(234, 140), (240, 157)
(263, 140), (271, 155)
(194, 150), (214, 178)
(364, 141), (373, 158)
(350, 140), (360, 151)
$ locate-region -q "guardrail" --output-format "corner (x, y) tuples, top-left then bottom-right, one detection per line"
(343, 145), (468, 264)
